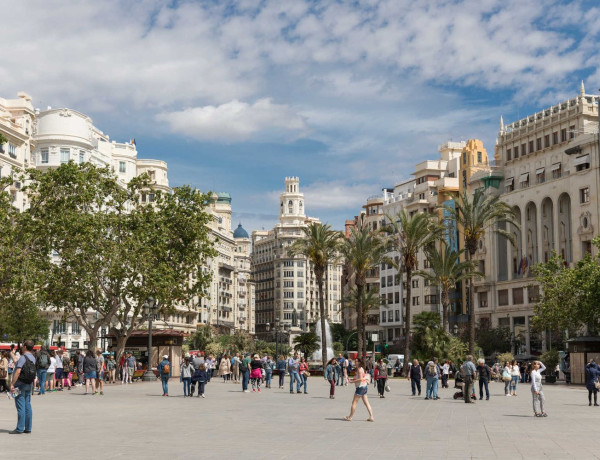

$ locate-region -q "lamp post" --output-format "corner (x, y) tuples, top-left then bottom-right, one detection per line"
(142, 297), (158, 382)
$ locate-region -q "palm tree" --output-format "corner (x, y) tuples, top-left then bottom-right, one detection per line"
(415, 244), (479, 333)
(341, 286), (384, 356)
(442, 188), (518, 354)
(289, 222), (341, 368)
(293, 332), (320, 359)
(339, 223), (387, 359)
(385, 209), (443, 375)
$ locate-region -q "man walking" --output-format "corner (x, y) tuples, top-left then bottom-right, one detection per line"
(461, 355), (477, 404)
(10, 340), (36, 434)
(336, 354), (345, 386)
(241, 353), (251, 393)
(408, 359), (423, 396)
(126, 352), (135, 383)
(288, 353), (302, 394)
(158, 355), (171, 396)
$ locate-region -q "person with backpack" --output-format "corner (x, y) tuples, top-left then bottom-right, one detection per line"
(158, 355), (171, 396)
(9, 340), (36, 434)
(240, 353), (251, 393)
(35, 347), (50, 395)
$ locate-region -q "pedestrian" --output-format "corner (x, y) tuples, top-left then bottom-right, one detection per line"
(34, 347), (50, 395)
(325, 358), (336, 399)
(299, 356), (309, 394)
(250, 354), (263, 392)
(240, 353), (251, 393)
(62, 357), (73, 390)
(190, 353), (204, 396)
(126, 352), (136, 383)
(585, 360), (600, 407)
(394, 358), (401, 376)
(107, 355), (116, 384)
(95, 350), (105, 396)
(205, 355), (215, 382)
(424, 361), (437, 400)
(158, 354), (171, 396)
(77, 350), (84, 386)
(502, 361), (512, 396)
(336, 354), (344, 386)
(374, 358), (388, 398)
(55, 349), (64, 391)
(192, 363), (208, 398)
(231, 353), (240, 384)
(0, 351), (9, 393)
(83, 350), (97, 395)
(344, 358), (374, 422)
(218, 354), (231, 383)
(46, 350), (56, 392)
(476, 358), (491, 400)
(510, 359), (521, 396)
(9, 340), (36, 434)
(288, 353), (302, 394)
(408, 359), (423, 396)
(530, 360), (547, 417)
(441, 359), (450, 388)
(276, 355), (286, 389)
(461, 355), (477, 404)
(264, 356), (274, 389)
(181, 357), (194, 396)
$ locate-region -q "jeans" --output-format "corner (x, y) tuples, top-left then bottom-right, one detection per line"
(182, 377), (191, 396)
(510, 376), (518, 393)
(425, 377), (434, 398)
(278, 370), (285, 387)
(242, 370), (249, 391)
(479, 378), (490, 399)
(265, 370), (272, 387)
(14, 383), (32, 432)
(329, 379), (336, 396)
(197, 381), (205, 396)
(289, 371), (302, 392)
(37, 369), (47, 394)
(161, 376), (169, 395)
(336, 369), (343, 385)
(411, 378), (421, 395)
(302, 374), (308, 393)
(432, 378), (439, 398)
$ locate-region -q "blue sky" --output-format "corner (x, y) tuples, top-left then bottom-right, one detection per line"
(2, 0), (599, 233)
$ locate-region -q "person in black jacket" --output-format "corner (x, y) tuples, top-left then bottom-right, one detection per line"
(476, 358), (491, 400)
(408, 359), (423, 396)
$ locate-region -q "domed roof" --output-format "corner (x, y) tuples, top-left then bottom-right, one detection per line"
(233, 223), (249, 239)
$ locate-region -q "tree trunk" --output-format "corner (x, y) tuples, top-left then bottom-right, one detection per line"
(442, 288), (450, 333)
(402, 268), (412, 376)
(356, 283), (364, 360)
(114, 334), (128, 367)
(317, 275), (328, 369)
(467, 250), (475, 355)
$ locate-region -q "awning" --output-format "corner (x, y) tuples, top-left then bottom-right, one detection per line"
(573, 155), (590, 166)
(519, 173), (529, 182)
(504, 177), (514, 185)
(536, 168), (545, 175)
(551, 163), (561, 171)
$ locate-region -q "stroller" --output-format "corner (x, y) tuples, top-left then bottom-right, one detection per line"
(453, 371), (477, 400)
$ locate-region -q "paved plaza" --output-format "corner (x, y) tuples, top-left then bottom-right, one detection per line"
(0, 377), (598, 459)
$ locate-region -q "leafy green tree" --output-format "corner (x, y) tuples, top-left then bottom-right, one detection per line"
(186, 326), (213, 351)
(289, 222), (341, 368)
(476, 326), (511, 356)
(415, 244), (478, 332)
(340, 223), (387, 359)
(385, 209), (443, 374)
(293, 332), (319, 359)
(442, 188), (518, 355)
(25, 163), (216, 354)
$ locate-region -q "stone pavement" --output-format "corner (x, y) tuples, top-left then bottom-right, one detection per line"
(0, 377), (598, 459)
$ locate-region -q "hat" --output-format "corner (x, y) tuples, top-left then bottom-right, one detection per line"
(163, 355), (169, 359)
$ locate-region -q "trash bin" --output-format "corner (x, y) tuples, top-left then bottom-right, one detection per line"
(387, 367), (392, 377)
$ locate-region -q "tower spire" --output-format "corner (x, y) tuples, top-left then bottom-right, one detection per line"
(580, 80), (585, 96)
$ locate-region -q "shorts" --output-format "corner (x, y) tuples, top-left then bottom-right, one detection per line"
(84, 371), (97, 380)
(55, 368), (64, 379)
(355, 386), (368, 396)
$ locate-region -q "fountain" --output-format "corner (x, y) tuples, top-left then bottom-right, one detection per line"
(312, 319), (334, 362)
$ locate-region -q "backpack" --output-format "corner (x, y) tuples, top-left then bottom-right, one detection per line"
(162, 363), (170, 375)
(19, 357), (37, 384)
(36, 353), (49, 370)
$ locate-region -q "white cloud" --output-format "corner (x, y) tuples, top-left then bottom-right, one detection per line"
(156, 98), (308, 141)
(302, 181), (378, 211)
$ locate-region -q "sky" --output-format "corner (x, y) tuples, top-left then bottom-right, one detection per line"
(1, 0), (599, 233)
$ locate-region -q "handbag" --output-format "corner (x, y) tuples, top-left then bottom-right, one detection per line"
(502, 370), (511, 382)
(594, 380), (600, 390)
(303, 370), (311, 377)
(385, 384), (391, 392)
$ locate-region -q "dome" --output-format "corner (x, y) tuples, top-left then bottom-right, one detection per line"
(233, 223), (249, 239)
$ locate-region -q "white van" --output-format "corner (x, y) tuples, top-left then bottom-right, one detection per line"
(387, 354), (404, 367)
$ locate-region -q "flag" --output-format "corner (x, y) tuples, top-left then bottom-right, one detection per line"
(130, 138), (136, 146)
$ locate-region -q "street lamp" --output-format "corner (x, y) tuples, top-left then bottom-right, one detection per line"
(142, 297), (158, 382)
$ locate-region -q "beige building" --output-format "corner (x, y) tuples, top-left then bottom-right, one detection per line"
(473, 84), (600, 354)
(252, 177), (343, 336)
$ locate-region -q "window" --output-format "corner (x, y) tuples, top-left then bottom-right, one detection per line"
(514, 145), (519, 159)
(569, 125), (575, 139)
(477, 151), (482, 163)
(72, 322), (80, 334)
(536, 138), (542, 150)
(478, 292), (488, 308)
(296, 261), (304, 267)
(381, 312), (386, 323)
(552, 132), (558, 144)
(395, 310), (400, 322)
(394, 292), (400, 304)
(388, 310), (393, 321)
(412, 279), (419, 288)
(297, 281), (304, 288)
(551, 163), (562, 179)
(388, 329), (394, 342)
(463, 154), (467, 164)
(529, 140), (534, 153)
(519, 173), (529, 189)
(119, 161), (126, 173)
(79, 150), (85, 164)
(536, 168), (545, 184)
(283, 260), (294, 267)
(506, 148), (512, 161)
(561, 128), (567, 142)
(387, 275), (393, 286)
(513, 287), (524, 305)
(283, 271), (294, 277)
(8, 143), (16, 158)
(528, 285), (540, 303)
(148, 193), (155, 203)
(580, 187), (590, 204)
(283, 291), (294, 298)
(498, 289), (509, 306)
(297, 271), (304, 277)
(52, 320), (67, 334)
(424, 295), (438, 304)
(521, 144), (526, 156)
(412, 296), (420, 306)
(60, 148), (69, 163)
(41, 148), (49, 164)
(297, 292), (304, 299)
(479, 260), (485, 275)
(575, 155), (590, 172)
(544, 135), (550, 148)
(283, 281), (294, 287)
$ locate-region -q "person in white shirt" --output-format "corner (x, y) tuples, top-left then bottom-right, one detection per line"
(530, 360), (547, 417)
(441, 360), (450, 388)
(510, 360), (521, 396)
(47, 350), (57, 392)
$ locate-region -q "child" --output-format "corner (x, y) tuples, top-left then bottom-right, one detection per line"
(192, 363), (208, 398)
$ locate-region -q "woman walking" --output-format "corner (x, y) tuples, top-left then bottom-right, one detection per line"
(510, 360), (521, 396)
(374, 359), (388, 398)
(231, 354), (240, 384)
(502, 361), (511, 396)
(585, 360), (600, 406)
(325, 358), (336, 399)
(264, 356), (274, 389)
(83, 350), (98, 395)
(344, 358), (374, 422)
(530, 360), (547, 417)
(276, 355), (286, 389)
(299, 356), (309, 394)
(250, 354), (263, 392)
(218, 354), (231, 383)
(181, 357), (194, 396)
(46, 350), (56, 392)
